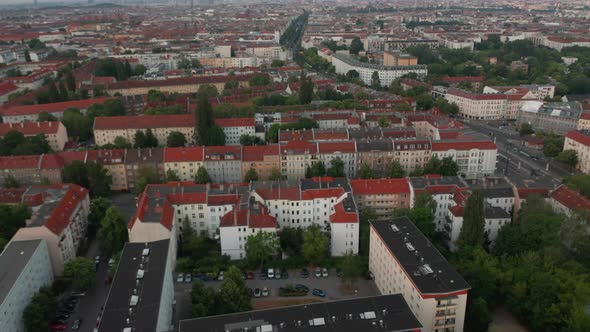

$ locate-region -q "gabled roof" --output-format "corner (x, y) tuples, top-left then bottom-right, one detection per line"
(550, 185), (590, 212)
(432, 140), (496, 151)
(0, 122), (62, 136)
(94, 114), (194, 130)
(566, 130), (590, 147)
(164, 147), (204, 163)
(350, 179), (410, 196)
(242, 144), (279, 161)
(2, 97), (111, 116)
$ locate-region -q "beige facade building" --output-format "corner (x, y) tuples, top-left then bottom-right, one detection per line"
(164, 147), (204, 182)
(370, 217), (469, 332)
(383, 51), (418, 66)
(393, 139), (432, 173)
(446, 88), (508, 120)
(10, 184), (90, 276)
(577, 112), (590, 131)
(242, 145), (280, 181)
(351, 179), (411, 219)
(0, 121), (68, 151)
(564, 131), (590, 174)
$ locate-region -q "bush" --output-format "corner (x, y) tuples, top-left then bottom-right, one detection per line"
(279, 284), (308, 297)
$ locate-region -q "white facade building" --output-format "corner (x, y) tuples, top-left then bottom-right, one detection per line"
(0, 239), (53, 332)
(431, 141), (498, 179)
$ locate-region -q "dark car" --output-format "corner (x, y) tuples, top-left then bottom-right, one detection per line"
(312, 288), (326, 297)
(301, 268), (309, 278)
(53, 319), (67, 325)
(55, 314), (69, 321)
(247, 288), (254, 297)
(71, 318), (82, 331)
(254, 288), (261, 297)
(259, 273), (267, 280)
(66, 296), (79, 304)
(294, 284), (309, 293)
(281, 270), (289, 279)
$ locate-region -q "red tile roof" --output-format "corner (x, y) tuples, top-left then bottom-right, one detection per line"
(550, 185), (590, 212)
(517, 187), (550, 199)
(0, 155), (41, 169)
(281, 140), (317, 154)
(330, 201), (358, 224)
(301, 188), (345, 200)
(566, 130), (590, 147)
(447, 88), (507, 100)
(0, 188), (26, 204)
(242, 145), (279, 161)
(0, 82), (19, 96)
(87, 149), (126, 165)
(164, 147), (204, 163)
(94, 114), (194, 130)
(215, 118), (255, 127)
(432, 141), (496, 151)
(255, 186), (300, 201)
(1, 97), (112, 116)
(204, 146), (241, 160)
(350, 179), (410, 195)
(106, 73), (262, 90)
(449, 205), (464, 217)
(580, 112), (590, 120)
(0, 121), (61, 136)
(40, 184), (89, 235)
(208, 194), (241, 206)
(317, 141), (356, 154)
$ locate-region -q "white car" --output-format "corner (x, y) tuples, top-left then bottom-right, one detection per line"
(218, 271), (225, 281)
(108, 258), (115, 268)
(315, 267), (321, 278)
(176, 273), (184, 283)
(262, 287), (269, 297)
(267, 268), (274, 279)
(322, 268), (328, 278)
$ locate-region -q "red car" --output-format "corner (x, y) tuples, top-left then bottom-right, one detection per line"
(50, 323), (67, 331)
(247, 271), (255, 280)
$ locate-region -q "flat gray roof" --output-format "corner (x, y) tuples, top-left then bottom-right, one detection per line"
(0, 239), (44, 305)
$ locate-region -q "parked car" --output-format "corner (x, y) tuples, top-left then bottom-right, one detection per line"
(247, 271), (255, 280)
(312, 289), (326, 297)
(247, 288), (254, 297)
(50, 323), (67, 331)
(315, 267), (321, 278)
(274, 268), (281, 280)
(176, 273), (184, 283)
(53, 319), (67, 325)
(301, 268), (309, 278)
(108, 258), (115, 268)
(259, 273), (267, 280)
(262, 287), (269, 297)
(294, 284), (309, 293)
(66, 296), (79, 304)
(281, 270), (289, 279)
(217, 271), (225, 281)
(56, 314), (69, 321)
(322, 268), (328, 278)
(254, 288), (261, 297)
(185, 274), (192, 283)
(71, 318), (82, 331)
(71, 291), (86, 297)
(267, 268), (274, 279)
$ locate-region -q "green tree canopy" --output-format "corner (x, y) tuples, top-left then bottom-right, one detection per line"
(386, 160), (405, 178)
(88, 197), (112, 236)
(359, 162), (375, 179)
(97, 207), (128, 256)
(326, 157), (345, 177)
(166, 131), (187, 147)
(245, 231), (279, 268)
(457, 191), (486, 249)
(194, 167), (211, 184)
(166, 169), (181, 182)
(244, 168), (259, 182)
(63, 257), (96, 291)
(302, 225), (329, 265)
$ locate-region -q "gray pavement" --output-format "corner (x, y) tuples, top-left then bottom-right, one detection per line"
(173, 268), (380, 323)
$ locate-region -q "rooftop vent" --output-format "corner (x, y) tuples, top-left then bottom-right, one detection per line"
(129, 295), (139, 307)
(419, 264), (434, 275)
(309, 318), (326, 326)
(406, 243), (415, 251)
(136, 269), (144, 279)
(391, 224), (399, 232)
(360, 311), (376, 320)
(142, 248), (150, 256)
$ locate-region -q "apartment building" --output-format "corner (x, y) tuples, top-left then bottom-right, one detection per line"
(1, 97), (112, 123)
(0, 239), (53, 332)
(0, 121), (68, 151)
(125, 148), (166, 193)
(219, 203), (278, 260)
(214, 118), (256, 146)
(87, 149), (127, 191)
(446, 202), (511, 251)
(179, 294), (422, 332)
(317, 141), (357, 178)
(517, 101), (582, 135)
(350, 179), (411, 219)
(577, 113), (590, 131)
(331, 53), (428, 86)
(203, 146), (243, 183)
(369, 217), (470, 332)
(98, 240), (174, 332)
(564, 131), (590, 174)
(356, 139), (396, 178)
(445, 88), (508, 120)
(383, 51), (418, 66)
(279, 140), (319, 181)
(10, 184), (90, 275)
(164, 147), (204, 182)
(393, 139), (432, 174)
(431, 141), (497, 179)
(549, 184), (590, 217)
(241, 145), (280, 181)
(251, 177), (359, 256)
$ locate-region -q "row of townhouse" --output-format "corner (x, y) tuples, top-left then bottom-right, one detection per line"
(127, 177), (360, 261)
(0, 97), (112, 123)
(0, 184), (90, 276)
(445, 87), (540, 120)
(93, 114), (261, 146)
(0, 138), (497, 191)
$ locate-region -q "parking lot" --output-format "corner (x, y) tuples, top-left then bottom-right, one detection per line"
(173, 268), (380, 322)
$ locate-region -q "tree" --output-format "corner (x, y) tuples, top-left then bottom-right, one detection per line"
(394, 102), (412, 112)
(166, 169), (181, 182)
(147, 89), (166, 102)
(440, 156), (459, 176)
(349, 36), (364, 55)
(197, 84), (219, 98)
(224, 80), (239, 91)
(244, 168), (259, 182)
(3, 174), (19, 188)
(113, 136), (131, 149)
(371, 71), (381, 89)
(565, 175), (590, 199)
(327, 157), (345, 177)
(271, 59), (285, 67)
(48, 82), (60, 103)
(249, 74), (270, 86)
(191, 281), (218, 318)
(218, 266), (252, 314)
(339, 250), (363, 287)
(408, 208), (436, 240)
(377, 116), (389, 128)
(133, 130), (146, 148)
(359, 207), (377, 256)
(457, 191), (486, 249)
(556, 149), (578, 169)
(66, 71), (76, 92)
(279, 227), (304, 257)
(62, 108), (92, 141)
(414, 192), (437, 211)
(63, 257), (96, 291)
(58, 80), (69, 101)
(306, 161), (326, 178)
(359, 162), (374, 179)
(86, 161), (113, 197)
(63, 160), (89, 189)
(245, 231), (280, 268)
(386, 160), (405, 178)
(37, 111), (57, 122)
(302, 225), (329, 265)
(423, 155), (443, 175)
(195, 94), (214, 145)
(97, 207), (128, 257)
(239, 135), (265, 146)
(519, 123), (534, 136)
(194, 167), (210, 184)
(135, 165), (160, 194)
(88, 197), (111, 236)
(144, 129), (159, 147)
(269, 167), (282, 181)
(0, 203), (31, 242)
(23, 286), (56, 332)
(299, 74), (314, 104)
(207, 125), (226, 146)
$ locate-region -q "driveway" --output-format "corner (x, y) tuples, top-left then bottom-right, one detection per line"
(173, 268), (380, 323)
